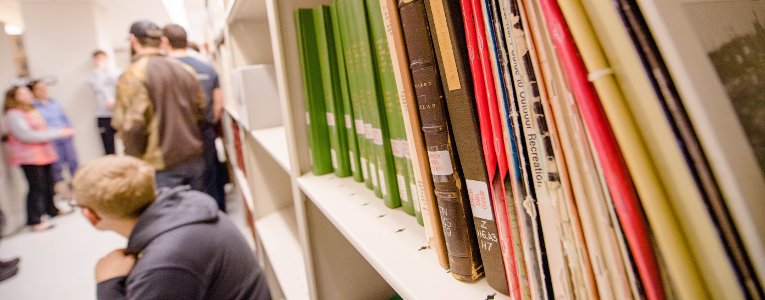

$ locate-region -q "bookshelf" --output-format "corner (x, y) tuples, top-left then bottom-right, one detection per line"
(299, 173), (509, 299)
(249, 126), (291, 173)
(209, 0), (509, 299)
(205, 0), (765, 298)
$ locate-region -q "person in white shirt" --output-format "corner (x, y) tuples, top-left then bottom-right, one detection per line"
(87, 50), (121, 155)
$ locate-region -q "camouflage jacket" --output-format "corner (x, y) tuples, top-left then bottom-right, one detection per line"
(112, 50), (205, 170)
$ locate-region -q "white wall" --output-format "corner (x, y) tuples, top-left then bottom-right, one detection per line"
(20, 0), (104, 163)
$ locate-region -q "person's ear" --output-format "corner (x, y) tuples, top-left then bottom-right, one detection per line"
(82, 207), (101, 227)
(129, 34), (141, 52)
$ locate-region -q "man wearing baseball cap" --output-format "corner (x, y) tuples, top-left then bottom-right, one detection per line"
(113, 20), (207, 191)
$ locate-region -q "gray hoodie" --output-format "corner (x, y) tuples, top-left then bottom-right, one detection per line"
(97, 186), (270, 300)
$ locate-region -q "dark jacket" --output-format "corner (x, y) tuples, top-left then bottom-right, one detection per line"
(97, 186), (270, 300)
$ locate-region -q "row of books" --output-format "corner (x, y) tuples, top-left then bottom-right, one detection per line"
(295, 0), (765, 299)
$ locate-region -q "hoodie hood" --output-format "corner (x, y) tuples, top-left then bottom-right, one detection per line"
(127, 186), (219, 254)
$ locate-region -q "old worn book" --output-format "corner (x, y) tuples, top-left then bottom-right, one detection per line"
(483, 0), (550, 297)
(398, 0), (483, 282)
(519, 0), (602, 297)
(613, 1), (763, 297)
(553, 1), (686, 299)
(580, 0), (750, 298)
(295, 8), (333, 175)
(313, 6), (352, 177)
(380, 0), (449, 268)
(634, 2), (765, 290)
(425, 0), (513, 294)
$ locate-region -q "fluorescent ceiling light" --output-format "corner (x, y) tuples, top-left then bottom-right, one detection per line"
(4, 24), (22, 35)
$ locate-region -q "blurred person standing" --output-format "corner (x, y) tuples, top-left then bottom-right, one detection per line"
(3, 86), (73, 232)
(162, 24), (227, 211)
(113, 20), (206, 191)
(29, 80), (78, 199)
(88, 50), (121, 155)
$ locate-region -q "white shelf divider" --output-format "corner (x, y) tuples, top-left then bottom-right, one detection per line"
(225, 105), (241, 124)
(250, 126), (292, 173)
(255, 205), (310, 300)
(233, 168), (255, 212)
(297, 173), (508, 300)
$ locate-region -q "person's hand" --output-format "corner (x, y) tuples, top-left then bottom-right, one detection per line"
(95, 249), (136, 282)
(106, 99), (116, 109)
(59, 128), (75, 138)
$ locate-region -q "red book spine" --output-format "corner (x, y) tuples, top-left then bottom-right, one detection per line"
(536, 1), (665, 299)
(460, 0), (522, 297)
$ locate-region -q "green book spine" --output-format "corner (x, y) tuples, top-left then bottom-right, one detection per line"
(339, 0), (375, 189)
(295, 9), (333, 175)
(407, 153), (424, 224)
(354, 0), (400, 207)
(365, 0), (410, 211)
(330, 3), (363, 182)
(314, 6), (352, 177)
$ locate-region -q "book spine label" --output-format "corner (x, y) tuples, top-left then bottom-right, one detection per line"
(399, 0), (482, 281)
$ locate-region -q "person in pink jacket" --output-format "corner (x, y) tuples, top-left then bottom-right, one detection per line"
(3, 86), (73, 231)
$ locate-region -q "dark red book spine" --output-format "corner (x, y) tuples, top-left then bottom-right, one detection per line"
(536, 1), (665, 299)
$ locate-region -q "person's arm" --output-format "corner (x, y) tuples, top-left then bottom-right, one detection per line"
(121, 267), (206, 300)
(6, 110), (69, 142)
(55, 101), (73, 128)
(211, 71), (223, 124)
(97, 277), (128, 300)
(94, 249), (136, 300)
(212, 88), (223, 124)
(112, 71), (150, 157)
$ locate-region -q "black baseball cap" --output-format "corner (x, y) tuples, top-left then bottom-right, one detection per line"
(129, 20), (162, 39)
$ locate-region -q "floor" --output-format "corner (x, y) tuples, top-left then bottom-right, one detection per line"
(0, 186), (251, 300)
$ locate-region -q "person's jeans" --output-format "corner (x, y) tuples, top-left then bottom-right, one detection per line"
(97, 118), (116, 155)
(20, 164), (58, 225)
(203, 127), (227, 211)
(155, 156), (206, 192)
(52, 138), (78, 183)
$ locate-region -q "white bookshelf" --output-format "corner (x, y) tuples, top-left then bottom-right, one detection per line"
(250, 126), (292, 173)
(225, 105), (241, 124)
(232, 168), (255, 212)
(254, 206), (309, 300)
(211, 0), (509, 299)
(298, 173), (509, 300)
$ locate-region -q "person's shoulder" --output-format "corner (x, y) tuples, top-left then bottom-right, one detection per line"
(180, 56), (215, 73)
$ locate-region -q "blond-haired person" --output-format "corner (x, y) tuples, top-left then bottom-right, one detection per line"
(73, 155), (271, 300)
